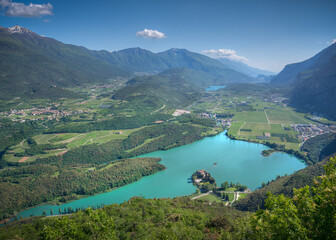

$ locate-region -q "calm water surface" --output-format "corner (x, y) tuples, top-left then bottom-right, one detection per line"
(206, 85), (226, 92)
(19, 131), (305, 218)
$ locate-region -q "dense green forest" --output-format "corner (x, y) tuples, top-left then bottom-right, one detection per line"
(0, 157), (164, 220)
(1, 157), (335, 240)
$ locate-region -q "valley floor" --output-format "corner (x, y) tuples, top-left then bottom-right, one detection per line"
(0, 82), (335, 225)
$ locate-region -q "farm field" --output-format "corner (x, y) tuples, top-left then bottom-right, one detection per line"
(228, 112), (303, 150)
(266, 109), (312, 124)
(227, 121), (245, 136)
(232, 110), (309, 150)
(233, 111), (268, 123)
(191, 88), (316, 151)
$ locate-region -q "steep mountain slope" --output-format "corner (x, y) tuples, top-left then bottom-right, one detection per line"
(291, 53), (336, 119)
(217, 58), (275, 78)
(270, 43), (336, 86)
(0, 26), (130, 99)
(270, 43), (336, 119)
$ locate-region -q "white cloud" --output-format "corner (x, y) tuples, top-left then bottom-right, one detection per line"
(201, 49), (248, 62)
(0, 0), (53, 17)
(0, 0), (10, 8)
(136, 29), (166, 39)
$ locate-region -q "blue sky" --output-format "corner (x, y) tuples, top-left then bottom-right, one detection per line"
(1, 0), (335, 72)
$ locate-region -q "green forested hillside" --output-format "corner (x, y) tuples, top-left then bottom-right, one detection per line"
(0, 197), (246, 240)
(112, 74), (200, 110)
(0, 26), (130, 99)
(0, 157), (164, 220)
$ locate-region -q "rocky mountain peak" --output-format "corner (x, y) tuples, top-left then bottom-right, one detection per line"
(8, 25), (35, 35)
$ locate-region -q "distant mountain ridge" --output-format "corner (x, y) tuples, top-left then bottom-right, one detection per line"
(217, 58), (275, 78)
(0, 25), (255, 99)
(271, 43), (336, 86)
(93, 47), (254, 83)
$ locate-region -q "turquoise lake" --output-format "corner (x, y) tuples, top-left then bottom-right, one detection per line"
(206, 85), (226, 92)
(18, 131), (305, 218)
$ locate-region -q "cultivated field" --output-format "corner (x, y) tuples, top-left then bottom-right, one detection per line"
(192, 88), (314, 151)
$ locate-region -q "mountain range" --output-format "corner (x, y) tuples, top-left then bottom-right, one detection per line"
(1, 25), (335, 120)
(0, 25), (256, 100)
(90, 47), (254, 83)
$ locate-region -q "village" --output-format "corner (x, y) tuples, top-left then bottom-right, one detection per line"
(0, 106), (87, 122)
(291, 123), (336, 142)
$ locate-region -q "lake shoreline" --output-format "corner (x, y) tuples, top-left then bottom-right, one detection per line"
(225, 131), (308, 165)
(8, 130), (220, 222)
(13, 130), (305, 222)
(9, 158), (166, 223)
